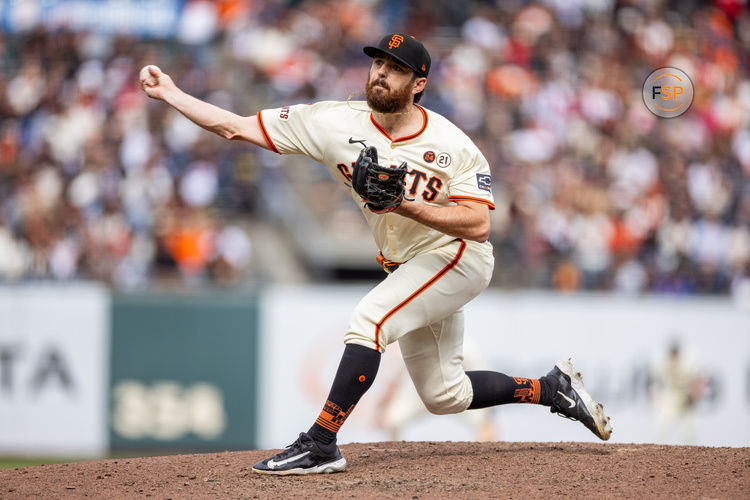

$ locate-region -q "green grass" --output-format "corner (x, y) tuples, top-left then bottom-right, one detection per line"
(0, 450), (212, 470)
(0, 457), (79, 470)
(0, 448), (238, 470)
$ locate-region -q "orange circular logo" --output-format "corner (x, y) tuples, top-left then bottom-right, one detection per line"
(423, 151), (435, 163)
(642, 67), (694, 118)
(388, 35), (404, 49)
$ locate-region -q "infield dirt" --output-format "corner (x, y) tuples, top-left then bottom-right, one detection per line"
(1, 441), (748, 499)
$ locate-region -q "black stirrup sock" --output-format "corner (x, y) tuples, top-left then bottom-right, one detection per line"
(467, 370), (554, 409)
(308, 343), (381, 445)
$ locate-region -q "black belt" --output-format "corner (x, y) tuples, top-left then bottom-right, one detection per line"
(376, 251), (403, 273)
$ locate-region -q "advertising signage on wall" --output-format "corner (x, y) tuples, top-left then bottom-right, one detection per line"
(109, 293), (259, 451)
(0, 0), (185, 37)
(0, 284), (110, 457)
(258, 286), (750, 448)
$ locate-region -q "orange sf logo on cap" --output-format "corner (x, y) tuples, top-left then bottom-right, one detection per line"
(388, 34), (404, 49)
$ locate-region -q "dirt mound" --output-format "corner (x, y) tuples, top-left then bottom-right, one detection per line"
(1, 442), (748, 499)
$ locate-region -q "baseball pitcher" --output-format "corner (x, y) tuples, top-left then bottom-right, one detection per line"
(140, 33), (612, 475)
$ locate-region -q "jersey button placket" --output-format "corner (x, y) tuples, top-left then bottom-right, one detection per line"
(387, 220), (397, 255)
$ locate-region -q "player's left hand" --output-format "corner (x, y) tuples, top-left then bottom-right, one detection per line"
(351, 145), (407, 214)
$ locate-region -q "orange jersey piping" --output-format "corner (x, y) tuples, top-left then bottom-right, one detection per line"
(449, 195), (496, 210)
(257, 110), (280, 154)
(369, 105), (429, 143)
(374, 239), (467, 351)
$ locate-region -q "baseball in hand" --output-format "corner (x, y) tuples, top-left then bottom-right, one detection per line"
(139, 65), (161, 86)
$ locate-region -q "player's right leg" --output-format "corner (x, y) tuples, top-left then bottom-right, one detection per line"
(401, 325), (613, 440)
(459, 358), (613, 439)
(381, 245), (612, 440)
(463, 360), (612, 440)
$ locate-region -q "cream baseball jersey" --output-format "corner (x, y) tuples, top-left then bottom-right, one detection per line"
(257, 101), (495, 263)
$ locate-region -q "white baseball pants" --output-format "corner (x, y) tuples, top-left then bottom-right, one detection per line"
(345, 238), (494, 414)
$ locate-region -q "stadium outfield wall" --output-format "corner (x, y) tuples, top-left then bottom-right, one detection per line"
(260, 287), (750, 448)
(0, 284), (110, 457)
(0, 284), (748, 457)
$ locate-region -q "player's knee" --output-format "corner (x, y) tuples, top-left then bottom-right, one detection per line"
(414, 373), (473, 415)
(419, 383), (472, 415)
(423, 399), (454, 415)
(422, 393), (466, 415)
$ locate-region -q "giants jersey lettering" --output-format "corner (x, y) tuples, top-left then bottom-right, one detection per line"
(258, 101), (495, 262)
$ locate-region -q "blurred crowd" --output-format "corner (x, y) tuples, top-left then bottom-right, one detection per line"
(0, 0), (748, 297)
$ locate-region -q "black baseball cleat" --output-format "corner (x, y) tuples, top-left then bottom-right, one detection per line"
(547, 358), (612, 441)
(252, 432), (346, 475)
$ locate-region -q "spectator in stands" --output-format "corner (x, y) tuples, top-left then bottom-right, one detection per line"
(0, 0), (747, 295)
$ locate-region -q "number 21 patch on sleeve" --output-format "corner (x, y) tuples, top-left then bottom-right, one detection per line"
(476, 173), (492, 192)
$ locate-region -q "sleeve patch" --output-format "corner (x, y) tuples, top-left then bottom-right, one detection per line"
(476, 173), (492, 192)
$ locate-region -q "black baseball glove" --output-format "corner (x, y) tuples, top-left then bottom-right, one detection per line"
(351, 145), (407, 214)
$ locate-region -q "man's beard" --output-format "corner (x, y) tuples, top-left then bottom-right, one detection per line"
(365, 77), (414, 114)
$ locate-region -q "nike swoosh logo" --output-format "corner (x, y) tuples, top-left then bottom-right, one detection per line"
(557, 391), (576, 409)
(268, 451), (311, 469)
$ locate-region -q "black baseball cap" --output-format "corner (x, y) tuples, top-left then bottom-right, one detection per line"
(363, 34), (431, 78)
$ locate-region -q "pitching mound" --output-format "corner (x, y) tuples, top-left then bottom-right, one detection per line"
(2, 442), (748, 498)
